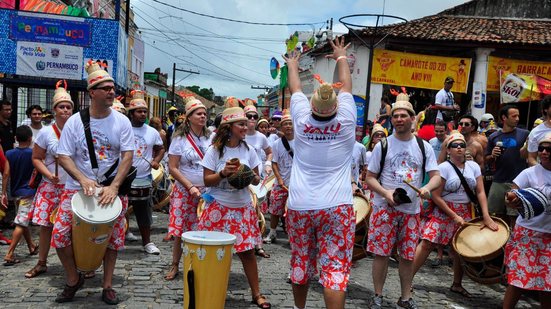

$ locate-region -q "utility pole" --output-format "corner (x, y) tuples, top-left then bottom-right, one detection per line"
(172, 63), (199, 104)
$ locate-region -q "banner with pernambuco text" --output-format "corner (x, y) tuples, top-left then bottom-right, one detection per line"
(372, 49), (472, 93)
(16, 41), (83, 80)
(488, 56), (551, 92)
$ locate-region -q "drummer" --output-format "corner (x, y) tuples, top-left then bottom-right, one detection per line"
(199, 105), (271, 309)
(412, 132), (498, 297)
(164, 96), (211, 281)
(25, 80), (73, 279)
(263, 111), (293, 244)
(126, 90), (165, 254)
(53, 61), (134, 304)
(503, 133), (551, 308)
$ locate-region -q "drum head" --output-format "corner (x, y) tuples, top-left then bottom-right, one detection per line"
(353, 196), (370, 225)
(182, 231), (236, 245)
(151, 164), (164, 183)
(71, 189), (122, 224)
(263, 175), (276, 191)
(453, 216), (509, 261)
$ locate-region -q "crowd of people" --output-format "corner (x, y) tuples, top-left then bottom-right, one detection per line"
(0, 37), (549, 309)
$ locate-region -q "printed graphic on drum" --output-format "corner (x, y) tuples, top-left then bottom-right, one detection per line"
(182, 231), (236, 309)
(71, 190), (122, 272)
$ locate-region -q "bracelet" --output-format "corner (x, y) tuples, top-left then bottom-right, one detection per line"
(264, 161), (272, 166)
(188, 185), (196, 191)
(218, 171), (227, 179)
(336, 55), (347, 62)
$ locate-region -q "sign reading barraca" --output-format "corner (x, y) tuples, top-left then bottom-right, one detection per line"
(10, 14), (91, 47)
(488, 56), (551, 92)
(16, 41), (83, 80)
(372, 49), (472, 93)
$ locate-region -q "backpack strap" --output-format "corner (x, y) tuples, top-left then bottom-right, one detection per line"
(415, 136), (426, 183)
(79, 108), (98, 169)
(376, 138), (388, 181)
(281, 136), (293, 158)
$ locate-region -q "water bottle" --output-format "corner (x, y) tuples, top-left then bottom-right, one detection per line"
(493, 141), (503, 172)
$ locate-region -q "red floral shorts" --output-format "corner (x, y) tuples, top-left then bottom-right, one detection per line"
(505, 225), (551, 291)
(421, 201), (472, 245)
(366, 205), (420, 261)
(51, 189), (128, 251)
(286, 204), (355, 291)
(197, 199), (261, 253)
(168, 183), (204, 238)
(268, 185), (288, 216)
(31, 181), (65, 227)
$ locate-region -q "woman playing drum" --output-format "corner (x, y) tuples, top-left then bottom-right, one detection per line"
(25, 80), (73, 278)
(503, 132), (551, 308)
(199, 106), (271, 309)
(412, 132), (498, 297)
(164, 97), (211, 281)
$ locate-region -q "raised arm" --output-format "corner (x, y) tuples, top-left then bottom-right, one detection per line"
(326, 36), (351, 93)
(282, 51), (302, 94)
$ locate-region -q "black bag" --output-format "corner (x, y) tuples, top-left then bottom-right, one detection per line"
(447, 160), (482, 217)
(80, 108), (136, 195)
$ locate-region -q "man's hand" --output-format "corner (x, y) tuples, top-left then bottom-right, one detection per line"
(80, 178), (100, 197)
(264, 165), (272, 176)
(282, 50), (300, 67)
(98, 185), (118, 206)
(189, 186), (201, 198)
(418, 186), (431, 199)
(151, 161), (160, 170)
(47, 173), (60, 184)
(325, 36), (350, 60)
(384, 189), (397, 207)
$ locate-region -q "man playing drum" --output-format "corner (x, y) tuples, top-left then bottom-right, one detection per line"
(364, 94), (440, 309)
(52, 61), (134, 305)
(127, 90), (165, 255)
(282, 36), (355, 309)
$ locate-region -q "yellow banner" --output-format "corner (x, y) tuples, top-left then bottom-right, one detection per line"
(487, 56), (551, 92)
(372, 49), (472, 93)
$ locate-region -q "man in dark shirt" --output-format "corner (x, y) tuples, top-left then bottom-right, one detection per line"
(485, 105), (529, 227)
(0, 100), (15, 152)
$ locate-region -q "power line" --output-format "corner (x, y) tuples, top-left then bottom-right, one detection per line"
(149, 0), (326, 26)
(140, 28), (284, 42)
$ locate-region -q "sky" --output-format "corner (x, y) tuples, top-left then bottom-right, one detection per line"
(132, 0), (470, 100)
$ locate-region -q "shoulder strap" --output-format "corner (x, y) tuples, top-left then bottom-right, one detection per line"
(376, 138), (388, 180)
(52, 124), (61, 140)
(186, 133), (204, 159)
(281, 136), (293, 158)
(415, 136), (426, 183)
(79, 108), (98, 169)
(447, 160), (478, 205)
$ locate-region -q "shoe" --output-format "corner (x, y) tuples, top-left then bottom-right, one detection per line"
(144, 242), (160, 255)
(396, 297), (418, 309)
(55, 274), (84, 303)
(125, 231), (138, 242)
(101, 287), (120, 305)
(370, 295), (383, 309)
(431, 258), (442, 267)
(262, 232), (276, 244)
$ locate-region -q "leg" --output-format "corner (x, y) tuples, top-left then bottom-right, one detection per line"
(165, 237), (182, 280)
(4, 225), (24, 260)
(503, 285), (523, 309)
(25, 226), (51, 278)
(292, 283), (309, 309)
(138, 224), (151, 246)
(270, 214), (279, 230)
(412, 240), (434, 275)
(372, 255), (390, 295)
(102, 248), (118, 289)
(56, 246), (80, 285)
(450, 248), (464, 286)
(323, 288), (345, 309)
(398, 258), (414, 300)
(237, 249), (270, 308)
(540, 291), (551, 308)
(22, 226), (36, 252)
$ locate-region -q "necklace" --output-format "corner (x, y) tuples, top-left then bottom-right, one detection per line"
(190, 127), (202, 139)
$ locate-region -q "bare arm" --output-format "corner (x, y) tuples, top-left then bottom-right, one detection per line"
(168, 154), (201, 198)
(151, 144), (165, 170)
(98, 150), (133, 205)
(282, 51), (301, 94)
(272, 162), (284, 187)
(527, 151), (538, 166)
(476, 175), (498, 231)
(32, 144), (59, 184)
(326, 36), (352, 93)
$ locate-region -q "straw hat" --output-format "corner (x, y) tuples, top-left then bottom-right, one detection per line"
(391, 93), (415, 116)
(257, 118), (269, 127)
(445, 130), (466, 147)
(371, 123), (387, 137)
(538, 132), (551, 145)
(244, 103), (258, 115)
(85, 60), (114, 90)
(184, 96), (206, 115)
(52, 80), (73, 108)
(280, 109), (292, 124)
(311, 83), (338, 117)
(221, 107), (247, 125)
(127, 90), (148, 111)
(225, 96), (240, 108)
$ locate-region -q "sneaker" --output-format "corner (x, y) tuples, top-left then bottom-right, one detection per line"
(371, 295), (383, 309)
(144, 242), (160, 255)
(125, 231), (138, 242)
(101, 287), (119, 305)
(263, 232), (276, 244)
(396, 297), (418, 309)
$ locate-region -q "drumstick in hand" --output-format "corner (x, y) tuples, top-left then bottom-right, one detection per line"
(54, 156), (59, 177)
(402, 180), (422, 195)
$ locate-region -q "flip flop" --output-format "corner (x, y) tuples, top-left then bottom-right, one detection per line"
(254, 248), (271, 258)
(450, 284), (472, 298)
(4, 258), (21, 266)
(29, 245), (39, 256)
(25, 263), (47, 278)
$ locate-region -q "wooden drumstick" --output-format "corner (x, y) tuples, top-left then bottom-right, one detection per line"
(54, 156), (59, 177)
(402, 180), (422, 195)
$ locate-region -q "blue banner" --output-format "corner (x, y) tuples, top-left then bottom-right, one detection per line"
(353, 95), (366, 126)
(10, 15), (91, 47)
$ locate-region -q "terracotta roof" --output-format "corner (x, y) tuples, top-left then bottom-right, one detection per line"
(177, 89), (215, 109)
(359, 15), (551, 46)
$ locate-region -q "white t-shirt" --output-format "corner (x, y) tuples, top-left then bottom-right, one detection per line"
(271, 137), (294, 186)
(34, 125), (68, 184)
(439, 160), (481, 204)
(245, 131), (270, 176)
(57, 110), (135, 190)
(366, 151), (373, 168)
(527, 122), (551, 152)
(132, 125), (163, 179)
(268, 133), (280, 146)
(168, 134), (212, 186)
(352, 141), (367, 183)
(513, 164), (551, 233)
(288, 91), (356, 211)
(201, 143), (260, 208)
(435, 88), (454, 121)
(368, 135), (439, 214)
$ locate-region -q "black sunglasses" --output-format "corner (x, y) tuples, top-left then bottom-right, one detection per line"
(246, 114), (259, 120)
(448, 142), (467, 149)
(93, 85), (115, 92)
(458, 122), (471, 127)
(538, 145), (551, 153)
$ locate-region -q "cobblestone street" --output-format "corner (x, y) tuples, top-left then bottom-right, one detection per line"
(0, 211), (538, 308)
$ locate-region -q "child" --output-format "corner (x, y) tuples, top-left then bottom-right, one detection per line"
(3, 125), (38, 265)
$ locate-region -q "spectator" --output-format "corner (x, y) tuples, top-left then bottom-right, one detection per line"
(0, 99), (14, 152)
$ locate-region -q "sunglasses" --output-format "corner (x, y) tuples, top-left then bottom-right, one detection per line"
(538, 145), (551, 153)
(246, 114), (259, 120)
(93, 85), (115, 92)
(448, 142), (467, 149)
(271, 118), (281, 121)
(458, 122), (471, 127)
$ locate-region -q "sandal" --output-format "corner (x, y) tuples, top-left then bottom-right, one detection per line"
(25, 261), (47, 278)
(83, 271), (96, 279)
(55, 273), (85, 303)
(164, 262), (179, 281)
(251, 294), (271, 309)
(29, 244), (39, 256)
(450, 283), (472, 298)
(4, 256), (21, 266)
(254, 248), (271, 258)
(162, 233), (174, 242)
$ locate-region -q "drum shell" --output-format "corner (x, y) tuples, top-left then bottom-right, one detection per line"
(352, 195), (371, 261)
(72, 214), (117, 272)
(182, 231), (235, 309)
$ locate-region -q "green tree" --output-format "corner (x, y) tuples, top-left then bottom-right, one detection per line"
(187, 85), (214, 101)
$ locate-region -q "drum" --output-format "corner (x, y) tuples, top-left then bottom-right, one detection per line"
(452, 216), (510, 284)
(71, 190), (122, 272)
(249, 174), (276, 206)
(182, 231), (236, 309)
(151, 164), (173, 211)
(352, 195), (372, 261)
(127, 178), (153, 216)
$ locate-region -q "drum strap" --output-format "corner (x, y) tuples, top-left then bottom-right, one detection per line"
(281, 136), (293, 158)
(186, 133), (204, 159)
(447, 160), (481, 216)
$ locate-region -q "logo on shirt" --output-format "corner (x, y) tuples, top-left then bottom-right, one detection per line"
(303, 123), (342, 143)
(134, 135), (148, 158)
(80, 129), (112, 161)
